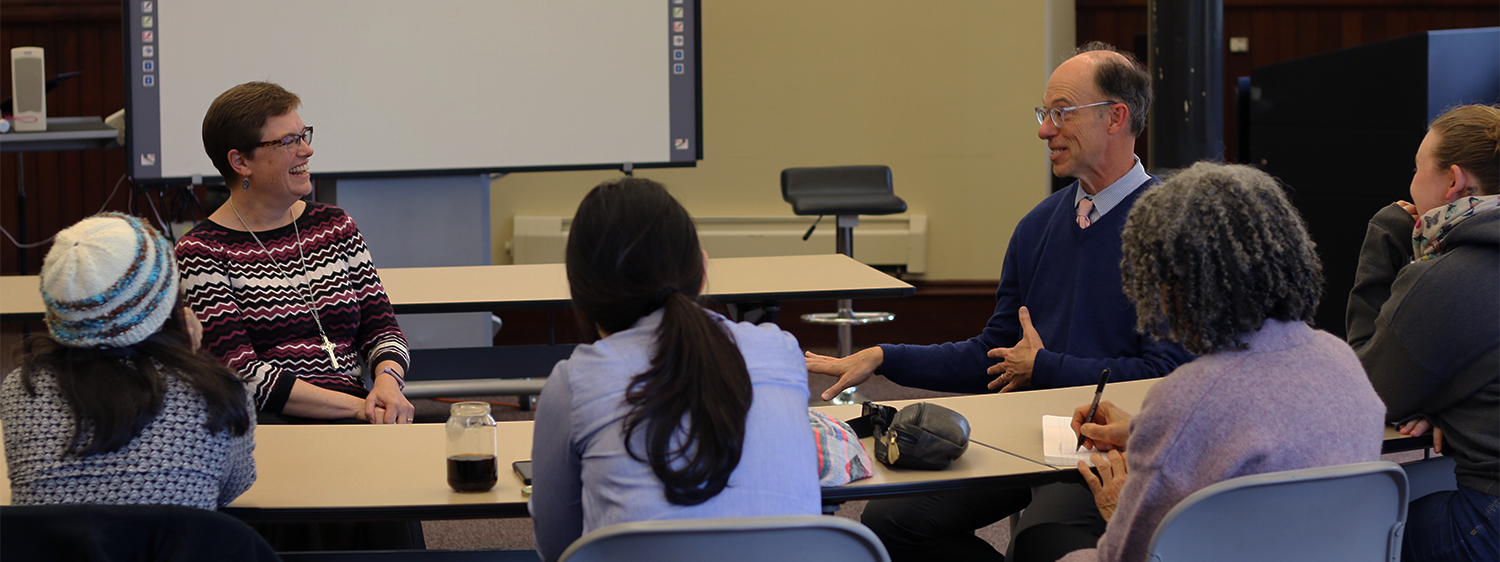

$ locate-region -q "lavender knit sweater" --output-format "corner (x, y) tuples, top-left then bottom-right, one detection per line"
(1060, 320), (1386, 562)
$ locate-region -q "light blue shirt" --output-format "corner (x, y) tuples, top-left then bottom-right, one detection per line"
(1072, 156), (1150, 224)
(528, 308), (821, 562)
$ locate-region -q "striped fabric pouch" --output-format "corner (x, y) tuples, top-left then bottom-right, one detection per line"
(808, 409), (874, 487)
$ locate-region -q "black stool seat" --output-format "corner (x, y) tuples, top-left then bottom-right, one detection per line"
(780, 165), (906, 405)
(782, 166), (907, 217)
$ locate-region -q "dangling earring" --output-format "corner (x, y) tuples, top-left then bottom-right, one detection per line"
(241, 178), (250, 191)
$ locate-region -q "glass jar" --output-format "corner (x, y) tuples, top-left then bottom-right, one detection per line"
(445, 401), (498, 492)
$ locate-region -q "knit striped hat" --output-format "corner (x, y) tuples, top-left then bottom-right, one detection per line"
(40, 213), (180, 348)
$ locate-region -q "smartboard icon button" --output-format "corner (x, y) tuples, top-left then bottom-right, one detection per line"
(141, 153), (156, 166)
(674, 139), (689, 150)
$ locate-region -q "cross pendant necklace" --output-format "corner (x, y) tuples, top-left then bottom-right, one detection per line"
(230, 197), (340, 370)
(319, 335), (338, 367)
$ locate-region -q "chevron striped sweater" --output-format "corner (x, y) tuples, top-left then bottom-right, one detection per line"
(175, 203), (408, 413)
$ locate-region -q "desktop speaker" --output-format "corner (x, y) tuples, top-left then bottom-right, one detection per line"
(10, 47), (46, 132)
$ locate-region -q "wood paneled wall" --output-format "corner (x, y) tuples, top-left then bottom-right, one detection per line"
(2, 0), (129, 276)
(1077, 0), (1499, 163)
(490, 281), (1001, 352)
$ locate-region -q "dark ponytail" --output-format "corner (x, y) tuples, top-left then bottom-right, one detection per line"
(565, 177), (753, 506)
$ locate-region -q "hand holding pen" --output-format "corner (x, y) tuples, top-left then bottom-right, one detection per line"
(1077, 368), (1111, 451)
(1072, 373), (1133, 452)
(1072, 400), (1132, 452)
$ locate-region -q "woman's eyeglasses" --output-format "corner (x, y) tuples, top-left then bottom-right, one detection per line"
(255, 126), (313, 151)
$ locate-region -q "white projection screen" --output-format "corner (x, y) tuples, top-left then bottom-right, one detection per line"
(124, 0), (701, 184)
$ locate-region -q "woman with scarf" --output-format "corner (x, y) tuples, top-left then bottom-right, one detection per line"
(1347, 103), (1499, 562)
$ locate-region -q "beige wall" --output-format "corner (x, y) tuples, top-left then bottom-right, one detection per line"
(491, 1), (1072, 280)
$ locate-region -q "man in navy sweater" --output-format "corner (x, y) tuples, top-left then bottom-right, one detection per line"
(806, 43), (1193, 561)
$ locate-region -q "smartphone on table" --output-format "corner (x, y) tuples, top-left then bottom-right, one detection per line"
(513, 460), (533, 485)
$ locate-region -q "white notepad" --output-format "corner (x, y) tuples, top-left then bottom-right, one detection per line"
(1042, 415), (1098, 467)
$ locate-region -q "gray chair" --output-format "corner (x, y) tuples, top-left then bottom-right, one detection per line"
(1402, 455), (1458, 501)
(781, 166), (906, 403)
(0, 504), (280, 562)
(1147, 461), (1408, 561)
(280, 550), (538, 562)
(558, 515), (889, 562)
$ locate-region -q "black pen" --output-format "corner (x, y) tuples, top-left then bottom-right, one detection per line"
(1076, 368), (1111, 451)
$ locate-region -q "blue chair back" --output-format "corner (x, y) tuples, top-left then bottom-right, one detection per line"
(559, 515), (889, 562)
(1148, 461), (1408, 562)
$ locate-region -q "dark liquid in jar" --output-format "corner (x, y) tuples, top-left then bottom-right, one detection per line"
(447, 454), (498, 492)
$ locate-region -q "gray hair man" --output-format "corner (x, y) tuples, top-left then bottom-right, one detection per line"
(806, 43), (1192, 562)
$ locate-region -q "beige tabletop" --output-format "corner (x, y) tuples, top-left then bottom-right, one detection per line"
(222, 421), (535, 520)
(902, 380), (1158, 466)
(213, 417), (1058, 519)
(701, 254), (914, 302)
(0, 275), (42, 321)
(0, 414), (1058, 519)
(807, 382), (1154, 475)
(0, 383), (1429, 519)
(822, 435), (1058, 503)
(379, 254), (914, 314)
(223, 417), (1056, 519)
(2, 254), (912, 321)
(848, 379), (1425, 464)
(0, 422), (531, 517)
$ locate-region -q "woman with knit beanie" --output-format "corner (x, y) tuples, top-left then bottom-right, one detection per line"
(1, 213), (255, 509)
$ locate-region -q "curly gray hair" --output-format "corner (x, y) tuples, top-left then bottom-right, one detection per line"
(1120, 162), (1322, 355)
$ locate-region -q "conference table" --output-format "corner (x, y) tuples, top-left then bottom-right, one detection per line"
(0, 254), (914, 322)
(0, 377), (1428, 522)
(2, 253), (913, 397)
(206, 421), (1056, 522)
(212, 378), (1428, 521)
(212, 382), (1163, 521)
(829, 381), (1433, 470)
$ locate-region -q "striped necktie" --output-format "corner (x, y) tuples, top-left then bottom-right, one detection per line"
(1077, 196), (1094, 229)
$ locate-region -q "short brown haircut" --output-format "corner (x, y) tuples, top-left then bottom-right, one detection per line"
(1429, 104), (1500, 195)
(1076, 41), (1152, 137)
(201, 82), (301, 182)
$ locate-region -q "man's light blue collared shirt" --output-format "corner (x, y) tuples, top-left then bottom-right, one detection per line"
(1072, 156), (1150, 224)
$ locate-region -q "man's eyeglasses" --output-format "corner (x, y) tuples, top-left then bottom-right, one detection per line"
(256, 126), (313, 151)
(1034, 101), (1119, 128)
